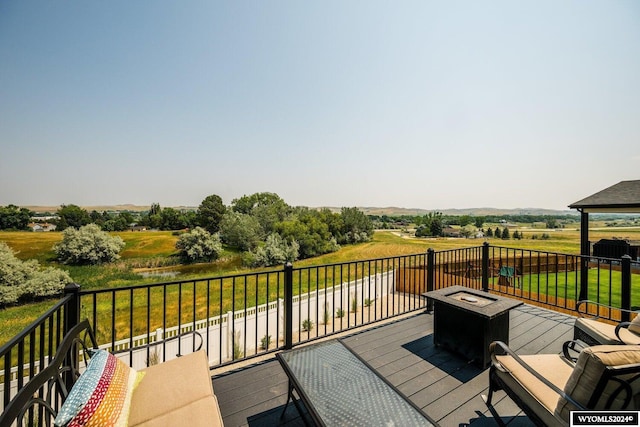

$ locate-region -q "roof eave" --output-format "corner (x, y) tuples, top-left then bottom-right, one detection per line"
(568, 204), (640, 214)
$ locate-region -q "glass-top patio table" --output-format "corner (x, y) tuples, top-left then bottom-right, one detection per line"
(277, 340), (438, 426)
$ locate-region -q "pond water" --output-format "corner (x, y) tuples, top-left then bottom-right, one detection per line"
(136, 258), (243, 279)
(139, 270), (181, 278)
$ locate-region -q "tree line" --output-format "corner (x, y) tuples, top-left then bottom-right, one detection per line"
(0, 193), (374, 306)
(370, 212), (576, 236)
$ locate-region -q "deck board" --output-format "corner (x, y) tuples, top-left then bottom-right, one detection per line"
(212, 303), (576, 426)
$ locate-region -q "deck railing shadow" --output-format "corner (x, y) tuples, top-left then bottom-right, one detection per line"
(1, 242), (637, 421)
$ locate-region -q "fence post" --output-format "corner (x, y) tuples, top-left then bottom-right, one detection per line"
(426, 249), (434, 312)
(621, 255), (632, 322)
(284, 262), (294, 350)
(482, 242), (490, 292)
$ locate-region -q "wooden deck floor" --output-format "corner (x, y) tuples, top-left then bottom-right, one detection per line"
(212, 303), (575, 426)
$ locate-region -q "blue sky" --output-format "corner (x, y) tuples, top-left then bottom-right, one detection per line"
(1, 1), (639, 211)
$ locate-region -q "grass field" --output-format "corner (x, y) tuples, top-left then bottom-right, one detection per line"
(2, 223), (640, 347)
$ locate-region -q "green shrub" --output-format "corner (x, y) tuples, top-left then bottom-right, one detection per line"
(260, 334), (272, 350)
(322, 303), (330, 325)
(247, 233), (299, 267)
(54, 224), (125, 265)
(302, 319), (313, 332)
(0, 242), (70, 306)
(336, 308), (345, 318)
(233, 331), (243, 359)
(175, 226), (223, 263)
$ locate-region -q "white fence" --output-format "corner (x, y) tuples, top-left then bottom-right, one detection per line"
(112, 270), (396, 368)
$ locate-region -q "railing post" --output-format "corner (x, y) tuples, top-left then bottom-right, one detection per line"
(578, 211), (590, 301)
(621, 255), (632, 322)
(63, 282), (81, 394)
(482, 242), (490, 292)
(64, 282), (81, 336)
(284, 262), (293, 350)
(426, 249), (434, 312)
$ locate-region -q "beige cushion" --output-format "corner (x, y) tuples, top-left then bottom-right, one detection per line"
(130, 395), (222, 427)
(629, 315), (640, 335)
(555, 345), (640, 421)
(576, 318), (640, 345)
(495, 354), (574, 427)
(128, 350), (223, 427)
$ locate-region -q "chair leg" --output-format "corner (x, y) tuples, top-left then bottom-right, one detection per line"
(482, 367), (507, 427)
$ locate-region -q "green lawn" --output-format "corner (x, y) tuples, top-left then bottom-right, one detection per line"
(497, 268), (640, 308)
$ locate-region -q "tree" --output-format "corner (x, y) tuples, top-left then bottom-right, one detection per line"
(219, 211), (262, 251)
(0, 205), (32, 230)
(415, 225), (430, 237)
(175, 227), (223, 263)
(140, 203), (163, 229)
(459, 215), (473, 227)
(430, 217), (443, 237)
(160, 207), (188, 230)
(0, 242), (71, 306)
(419, 212), (444, 237)
(501, 227), (510, 239)
(460, 224), (476, 238)
(546, 218), (558, 229)
(339, 207), (374, 244)
(56, 204), (91, 230)
(485, 227), (493, 237)
(149, 203), (161, 216)
(474, 216), (485, 228)
(197, 194), (227, 233)
(495, 227), (501, 238)
(231, 192), (291, 235)
(275, 209), (340, 259)
(54, 224), (125, 265)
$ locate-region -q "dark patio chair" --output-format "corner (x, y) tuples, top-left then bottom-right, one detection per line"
(497, 266), (520, 288)
(573, 300), (640, 345)
(483, 341), (640, 426)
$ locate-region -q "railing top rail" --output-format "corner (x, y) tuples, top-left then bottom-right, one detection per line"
(489, 245), (606, 260)
(292, 254), (426, 271)
(77, 247), (495, 297)
(0, 294), (72, 359)
(78, 268), (285, 295)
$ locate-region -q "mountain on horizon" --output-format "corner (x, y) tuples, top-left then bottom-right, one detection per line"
(23, 204), (576, 216)
(318, 206), (576, 216)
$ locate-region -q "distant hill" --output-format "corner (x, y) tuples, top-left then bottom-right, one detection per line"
(320, 206), (577, 216)
(24, 204), (576, 216)
(25, 204), (197, 213)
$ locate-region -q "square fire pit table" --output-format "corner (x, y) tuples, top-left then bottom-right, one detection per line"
(423, 286), (523, 368)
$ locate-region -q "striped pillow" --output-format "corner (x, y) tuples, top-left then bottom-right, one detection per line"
(54, 350), (144, 427)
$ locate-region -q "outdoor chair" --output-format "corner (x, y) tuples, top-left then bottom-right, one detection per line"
(573, 300), (640, 346)
(483, 340), (640, 426)
(496, 266), (521, 288)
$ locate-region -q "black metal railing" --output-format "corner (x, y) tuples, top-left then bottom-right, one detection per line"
(0, 289), (74, 420)
(2, 243), (638, 420)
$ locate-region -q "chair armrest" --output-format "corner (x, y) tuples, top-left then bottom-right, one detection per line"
(489, 341), (586, 411)
(562, 340), (586, 363)
(615, 322), (633, 344)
